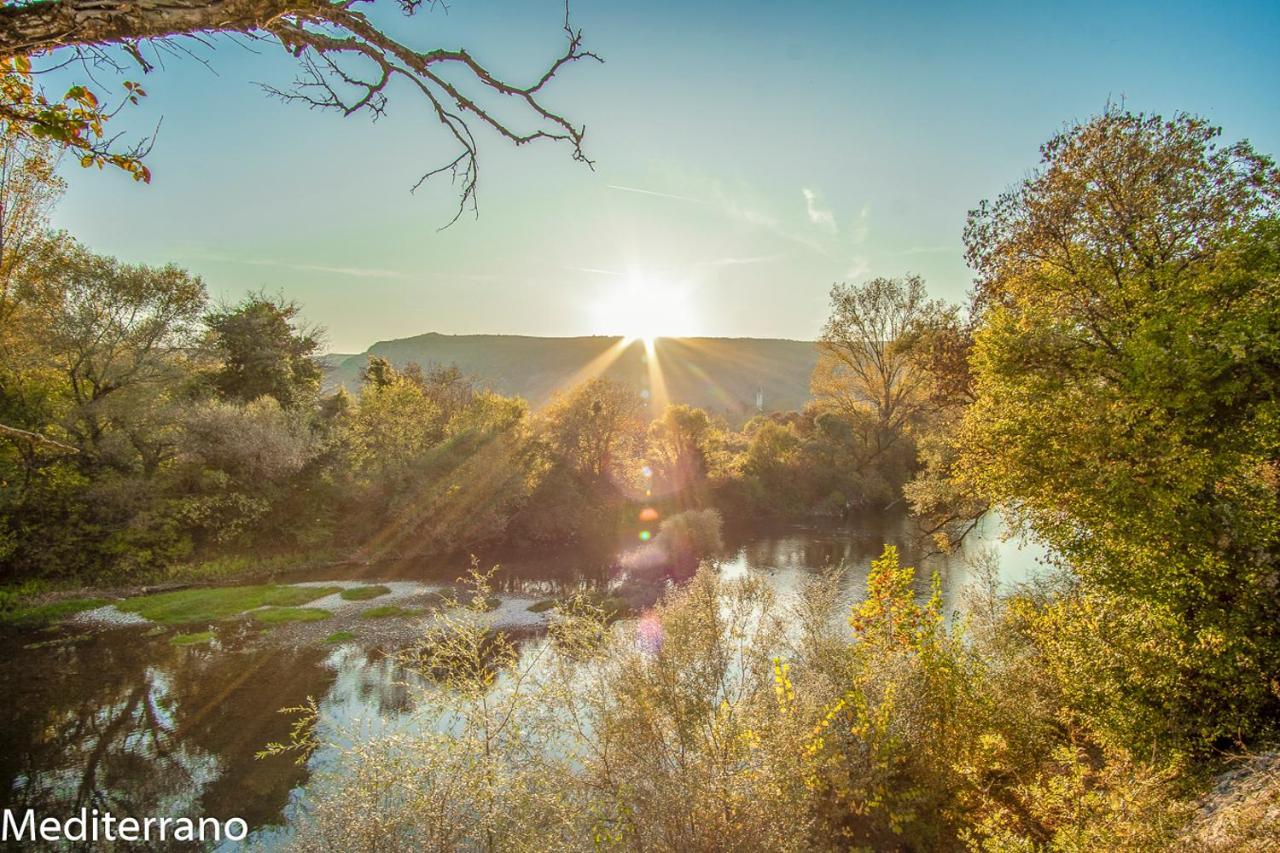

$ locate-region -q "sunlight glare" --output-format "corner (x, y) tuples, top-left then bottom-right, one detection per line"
(591, 273), (695, 343)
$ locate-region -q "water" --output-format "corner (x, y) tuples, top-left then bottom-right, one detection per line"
(0, 513), (1043, 848)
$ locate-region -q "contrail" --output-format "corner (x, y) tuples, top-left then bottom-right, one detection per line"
(605, 184), (704, 204)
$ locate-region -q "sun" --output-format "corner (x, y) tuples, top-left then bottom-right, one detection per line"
(590, 273), (695, 344)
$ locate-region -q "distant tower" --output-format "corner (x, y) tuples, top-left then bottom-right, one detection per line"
(755, 387), (764, 411)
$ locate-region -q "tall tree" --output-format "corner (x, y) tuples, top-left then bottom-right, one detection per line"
(957, 108), (1280, 750)
(19, 239), (206, 468)
(812, 274), (942, 461)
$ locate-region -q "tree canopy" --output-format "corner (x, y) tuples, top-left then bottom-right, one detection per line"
(955, 108), (1280, 750)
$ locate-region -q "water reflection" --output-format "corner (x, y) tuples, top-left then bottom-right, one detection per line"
(0, 630), (337, 846)
(720, 512), (1043, 615)
(0, 514), (1043, 846)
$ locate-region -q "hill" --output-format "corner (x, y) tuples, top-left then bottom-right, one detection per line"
(324, 333), (819, 421)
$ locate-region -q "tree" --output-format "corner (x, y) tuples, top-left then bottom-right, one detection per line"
(956, 108), (1280, 750)
(812, 275), (943, 463)
(645, 404), (727, 500)
(345, 360), (440, 490)
(0, 124), (65, 455)
(541, 377), (644, 484)
(204, 293), (322, 410)
(0, 123), (61, 291)
(897, 306), (988, 550)
(17, 238), (206, 469)
(0, 0), (599, 219)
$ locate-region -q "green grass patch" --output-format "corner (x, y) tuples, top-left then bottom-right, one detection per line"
(339, 585), (391, 601)
(325, 630), (357, 644)
(118, 585), (341, 625)
(1, 597), (109, 627)
(171, 631), (215, 646)
(360, 604), (423, 619)
(252, 607), (332, 625)
(527, 599), (558, 613)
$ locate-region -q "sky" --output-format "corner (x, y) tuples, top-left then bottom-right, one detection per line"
(46, 0), (1280, 353)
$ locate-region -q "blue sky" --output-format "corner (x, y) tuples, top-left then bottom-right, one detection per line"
(48, 0), (1280, 352)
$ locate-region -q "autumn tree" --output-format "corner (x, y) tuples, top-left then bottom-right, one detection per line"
(898, 306), (988, 550)
(957, 108), (1280, 751)
(204, 293), (322, 410)
(812, 275), (943, 460)
(0, 0), (599, 218)
(645, 403), (728, 500)
(15, 238), (206, 470)
(541, 377), (644, 485)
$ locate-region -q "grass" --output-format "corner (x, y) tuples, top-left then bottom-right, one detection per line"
(118, 585), (341, 625)
(360, 604), (422, 619)
(171, 631), (215, 646)
(325, 630), (357, 644)
(0, 597), (110, 627)
(340, 585), (391, 601)
(252, 607), (332, 625)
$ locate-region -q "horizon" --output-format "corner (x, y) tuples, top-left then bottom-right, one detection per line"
(331, 329), (824, 356)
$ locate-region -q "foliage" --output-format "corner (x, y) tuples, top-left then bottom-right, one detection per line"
(202, 293), (322, 409)
(0, 62), (150, 182)
(280, 552), (1201, 850)
(955, 108), (1280, 753)
(653, 507), (723, 569)
(813, 275), (943, 459)
(541, 377), (645, 486)
(0, 0), (599, 222)
(645, 403), (732, 499)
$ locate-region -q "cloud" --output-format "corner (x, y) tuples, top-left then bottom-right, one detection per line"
(802, 187), (838, 235)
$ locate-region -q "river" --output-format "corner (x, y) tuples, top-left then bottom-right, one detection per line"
(0, 512), (1043, 849)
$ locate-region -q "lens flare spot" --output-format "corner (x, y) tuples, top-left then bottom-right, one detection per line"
(641, 466), (653, 478)
(639, 530), (652, 541)
(639, 507), (660, 523)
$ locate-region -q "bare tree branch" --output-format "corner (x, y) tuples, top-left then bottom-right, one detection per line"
(0, 0), (599, 222)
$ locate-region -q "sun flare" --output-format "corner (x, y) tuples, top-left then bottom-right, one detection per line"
(591, 274), (695, 344)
